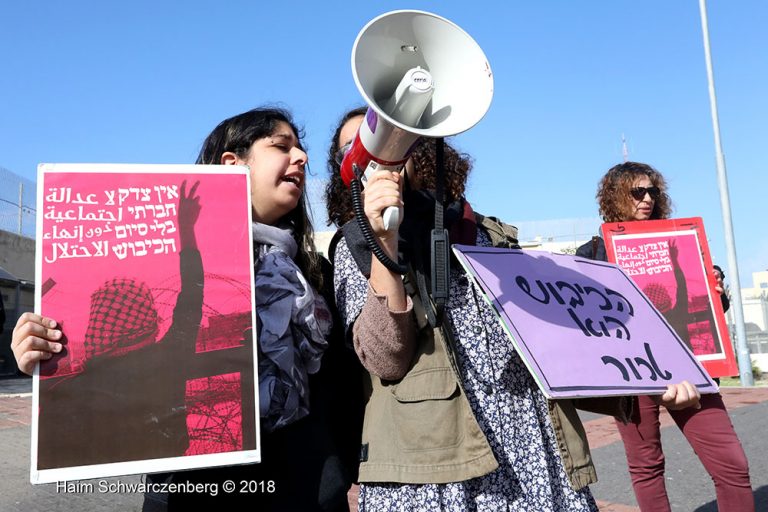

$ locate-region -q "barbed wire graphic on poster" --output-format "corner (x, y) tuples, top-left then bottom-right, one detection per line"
(34, 165), (259, 485)
(42, 185), (181, 263)
(602, 218), (740, 378)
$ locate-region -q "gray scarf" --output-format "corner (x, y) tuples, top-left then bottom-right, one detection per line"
(252, 222), (331, 432)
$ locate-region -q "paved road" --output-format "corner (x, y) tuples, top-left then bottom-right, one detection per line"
(583, 386), (768, 511)
(0, 377), (144, 512)
(2, 376), (766, 511)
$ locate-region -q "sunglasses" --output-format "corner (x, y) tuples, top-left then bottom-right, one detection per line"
(630, 186), (660, 201)
(334, 143), (352, 166)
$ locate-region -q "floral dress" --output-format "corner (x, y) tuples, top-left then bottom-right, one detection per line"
(334, 231), (598, 512)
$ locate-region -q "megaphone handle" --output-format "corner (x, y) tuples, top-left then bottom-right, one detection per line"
(351, 166), (407, 275)
(360, 162), (401, 232)
(382, 206), (399, 232)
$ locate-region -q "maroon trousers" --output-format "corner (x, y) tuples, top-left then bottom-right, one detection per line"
(615, 393), (753, 512)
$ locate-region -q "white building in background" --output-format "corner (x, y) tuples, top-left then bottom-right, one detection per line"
(730, 271), (768, 371)
(314, 230), (336, 258)
(512, 217), (601, 255)
(517, 236), (586, 255)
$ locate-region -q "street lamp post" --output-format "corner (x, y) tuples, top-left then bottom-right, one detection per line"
(698, 0), (753, 385)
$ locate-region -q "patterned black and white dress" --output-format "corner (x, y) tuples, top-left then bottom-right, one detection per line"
(334, 231), (599, 512)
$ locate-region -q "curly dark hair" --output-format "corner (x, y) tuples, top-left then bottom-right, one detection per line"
(324, 107), (474, 227)
(406, 138), (472, 203)
(324, 107), (368, 227)
(596, 161), (673, 222)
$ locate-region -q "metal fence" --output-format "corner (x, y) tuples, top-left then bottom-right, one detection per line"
(745, 331), (768, 355)
(0, 166), (36, 239)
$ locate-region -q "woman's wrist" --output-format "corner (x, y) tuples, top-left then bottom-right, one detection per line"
(378, 235), (398, 259)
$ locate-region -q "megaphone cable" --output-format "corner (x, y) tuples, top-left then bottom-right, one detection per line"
(349, 164), (408, 275)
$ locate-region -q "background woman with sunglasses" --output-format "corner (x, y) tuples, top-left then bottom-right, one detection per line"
(576, 161), (753, 512)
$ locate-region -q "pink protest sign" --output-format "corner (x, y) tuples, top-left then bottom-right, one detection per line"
(452, 245), (718, 399)
(602, 217), (738, 378)
(33, 163), (259, 484)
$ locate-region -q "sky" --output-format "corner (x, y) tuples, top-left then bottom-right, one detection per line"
(0, 1), (765, 288)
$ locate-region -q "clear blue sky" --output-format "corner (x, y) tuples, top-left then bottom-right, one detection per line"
(1, 1), (765, 287)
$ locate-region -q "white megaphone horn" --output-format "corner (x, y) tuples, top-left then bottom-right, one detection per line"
(340, 10), (494, 230)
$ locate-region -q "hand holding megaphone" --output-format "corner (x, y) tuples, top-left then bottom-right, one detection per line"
(361, 170), (405, 236)
(340, 67), (434, 231)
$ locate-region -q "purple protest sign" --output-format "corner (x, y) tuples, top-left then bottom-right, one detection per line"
(452, 245), (718, 399)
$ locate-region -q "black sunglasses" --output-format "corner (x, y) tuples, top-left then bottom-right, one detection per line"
(334, 143), (352, 166)
(630, 186), (660, 201)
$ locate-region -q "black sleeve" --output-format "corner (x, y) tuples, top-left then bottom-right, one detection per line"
(720, 291), (730, 313)
(576, 236), (607, 262)
(575, 241), (592, 259)
(571, 395), (634, 423)
(158, 248), (204, 355)
(0, 291), (5, 336)
(671, 261), (689, 319)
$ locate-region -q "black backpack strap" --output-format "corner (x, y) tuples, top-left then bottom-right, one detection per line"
(327, 228), (345, 266)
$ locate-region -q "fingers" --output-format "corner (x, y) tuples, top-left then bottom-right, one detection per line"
(661, 381), (701, 410)
(188, 180), (201, 199)
(366, 169), (402, 188)
(668, 239), (678, 257)
(13, 338), (61, 375)
(681, 380), (701, 407)
(180, 180), (201, 201)
(364, 187), (401, 214)
(660, 383), (677, 403)
(14, 312), (55, 331)
(12, 313), (64, 375)
(363, 171), (403, 230)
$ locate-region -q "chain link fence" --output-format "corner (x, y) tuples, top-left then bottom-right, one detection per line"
(0, 166), (36, 239)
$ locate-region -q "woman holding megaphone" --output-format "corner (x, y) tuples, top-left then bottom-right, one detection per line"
(325, 110), (701, 512)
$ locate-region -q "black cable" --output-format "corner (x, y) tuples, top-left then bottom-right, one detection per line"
(349, 165), (408, 275)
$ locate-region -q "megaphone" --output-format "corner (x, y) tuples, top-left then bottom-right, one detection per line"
(341, 10), (494, 230)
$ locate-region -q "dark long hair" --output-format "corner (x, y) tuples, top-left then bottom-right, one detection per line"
(596, 161), (672, 222)
(198, 107), (321, 287)
(324, 107), (473, 227)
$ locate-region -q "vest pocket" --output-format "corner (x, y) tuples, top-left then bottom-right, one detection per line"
(390, 368), (462, 451)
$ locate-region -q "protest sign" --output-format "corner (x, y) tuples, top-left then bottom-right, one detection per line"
(33, 163), (259, 484)
(452, 245), (718, 399)
(602, 218), (738, 377)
